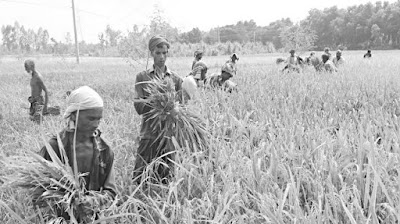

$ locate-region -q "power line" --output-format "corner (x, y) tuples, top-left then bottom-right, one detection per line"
(0, 0), (109, 18)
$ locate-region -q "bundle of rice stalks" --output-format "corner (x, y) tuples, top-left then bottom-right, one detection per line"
(139, 77), (209, 153)
(1, 142), (110, 223)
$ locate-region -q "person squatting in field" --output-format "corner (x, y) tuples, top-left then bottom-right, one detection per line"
(25, 60), (49, 123)
(39, 86), (117, 221)
(204, 62), (237, 93)
(364, 49), (372, 58)
(332, 50), (345, 67)
(133, 35), (188, 185)
(282, 49), (303, 73)
(319, 47), (337, 72)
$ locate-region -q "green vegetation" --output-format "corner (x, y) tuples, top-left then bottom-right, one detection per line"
(0, 51), (399, 223)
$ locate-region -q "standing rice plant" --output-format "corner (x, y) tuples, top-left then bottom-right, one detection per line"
(0, 137), (111, 223)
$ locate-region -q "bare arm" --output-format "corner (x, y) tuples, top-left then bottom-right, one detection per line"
(37, 77), (49, 111)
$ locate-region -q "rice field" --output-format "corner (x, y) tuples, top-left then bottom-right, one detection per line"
(0, 51), (400, 223)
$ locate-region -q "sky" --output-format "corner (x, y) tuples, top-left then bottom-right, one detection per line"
(0, 0), (396, 44)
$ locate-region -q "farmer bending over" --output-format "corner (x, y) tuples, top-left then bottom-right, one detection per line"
(25, 60), (49, 123)
(133, 35), (187, 185)
(192, 50), (204, 69)
(223, 53), (239, 75)
(40, 86), (116, 221)
(205, 62), (237, 92)
(189, 61), (208, 87)
(364, 49), (372, 58)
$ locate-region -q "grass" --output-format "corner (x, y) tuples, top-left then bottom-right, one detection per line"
(0, 51), (400, 223)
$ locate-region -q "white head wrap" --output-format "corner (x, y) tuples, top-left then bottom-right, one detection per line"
(64, 86), (104, 119)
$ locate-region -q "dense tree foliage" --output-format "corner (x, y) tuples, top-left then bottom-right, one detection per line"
(2, 1), (400, 56)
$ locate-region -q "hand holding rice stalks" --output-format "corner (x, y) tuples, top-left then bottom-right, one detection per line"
(1, 143), (112, 223)
(139, 77), (209, 153)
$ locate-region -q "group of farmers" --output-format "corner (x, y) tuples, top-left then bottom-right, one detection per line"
(281, 48), (372, 73)
(23, 33), (376, 221)
(282, 47), (345, 73)
(24, 35), (239, 221)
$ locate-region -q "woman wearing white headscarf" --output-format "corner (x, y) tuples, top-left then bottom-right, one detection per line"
(39, 86), (116, 222)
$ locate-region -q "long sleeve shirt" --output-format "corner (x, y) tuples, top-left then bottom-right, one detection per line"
(134, 65), (185, 140)
(39, 128), (117, 199)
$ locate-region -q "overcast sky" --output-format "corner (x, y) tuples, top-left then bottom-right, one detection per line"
(0, 0), (395, 43)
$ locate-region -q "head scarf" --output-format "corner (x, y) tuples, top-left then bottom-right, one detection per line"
(64, 86), (104, 119)
(148, 35), (170, 52)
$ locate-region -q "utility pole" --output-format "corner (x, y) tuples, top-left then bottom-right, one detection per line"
(71, 0), (80, 64)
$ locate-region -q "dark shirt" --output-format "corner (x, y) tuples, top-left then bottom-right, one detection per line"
(134, 65), (185, 140)
(364, 52), (372, 58)
(39, 128), (116, 198)
(322, 53), (331, 63)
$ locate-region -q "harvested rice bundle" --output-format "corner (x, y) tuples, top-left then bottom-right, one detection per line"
(1, 144), (111, 223)
(139, 77), (209, 153)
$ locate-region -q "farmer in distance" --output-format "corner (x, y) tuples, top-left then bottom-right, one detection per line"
(282, 49), (302, 73)
(205, 62), (237, 92)
(224, 53), (239, 75)
(39, 86), (117, 220)
(133, 35), (188, 185)
(364, 49), (372, 58)
(25, 60), (49, 123)
(192, 50), (204, 69)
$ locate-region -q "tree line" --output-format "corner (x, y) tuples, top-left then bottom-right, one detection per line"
(1, 1), (400, 57)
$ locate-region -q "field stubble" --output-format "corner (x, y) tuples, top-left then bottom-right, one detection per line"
(0, 51), (399, 223)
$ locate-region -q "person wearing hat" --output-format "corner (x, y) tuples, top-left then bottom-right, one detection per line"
(364, 49), (372, 58)
(205, 62), (236, 92)
(39, 86), (116, 222)
(332, 50), (345, 67)
(223, 53), (239, 75)
(192, 50), (204, 69)
(189, 61), (208, 87)
(133, 35), (188, 185)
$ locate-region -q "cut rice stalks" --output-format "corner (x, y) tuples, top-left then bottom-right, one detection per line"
(0, 139), (111, 223)
(137, 77), (209, 153)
